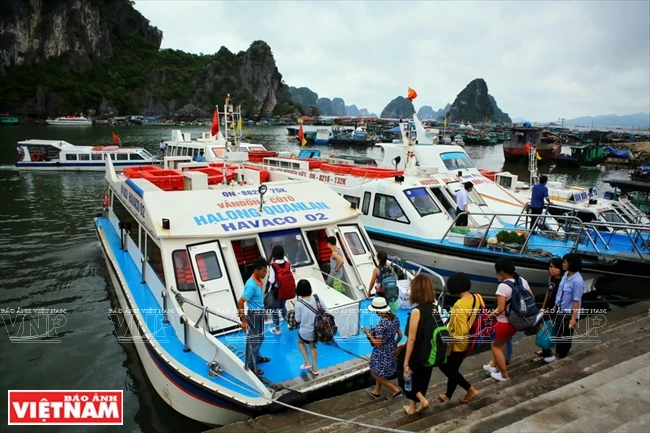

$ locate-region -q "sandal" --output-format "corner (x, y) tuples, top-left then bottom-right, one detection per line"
(254, 368), (264, 375)
(257, 357), (271, 364)
(368, 391), (381, 399)
(531, 356), (544, 362)
(310, 368), (320, 376)
(300, 363), (312, 370)
(438, 394), (450, 403)
(403, 405), (415, 415)
(392, 391), (403, 399)
(535, 350), (543, 356)
(415, 400), (430, 413)
(459, 389), (479, 404)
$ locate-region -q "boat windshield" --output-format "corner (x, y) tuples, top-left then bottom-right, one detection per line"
(404, 188), (442, 216)
(599, 208), (628, 224)
(141, 149), (153, 158)
(440, 152), (475, 170)
(259, 228), (313, 267)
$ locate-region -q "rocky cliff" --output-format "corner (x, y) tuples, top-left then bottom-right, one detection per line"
(346, 104), (359, 116)
(289, 86), (318, 107)
(447, 78), (509, 123)
(289, 86), (371, 117)
(0, 0), (296, 118)
(380, 96), (415, 119)
(488, 95), (512, 123)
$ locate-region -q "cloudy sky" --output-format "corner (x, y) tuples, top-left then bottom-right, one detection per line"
(133, 1), (649, 121)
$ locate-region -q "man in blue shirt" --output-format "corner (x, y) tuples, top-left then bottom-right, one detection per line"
(195, 151), (205, 162)
(529, 176), (553, 230)
(237, 258), (270, 375)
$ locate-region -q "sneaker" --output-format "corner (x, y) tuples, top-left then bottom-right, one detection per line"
(490, 371), (509, 382)
(270, 327), (282, 335)
(483, 363), (498, 374)
(543, 355), (556, 363)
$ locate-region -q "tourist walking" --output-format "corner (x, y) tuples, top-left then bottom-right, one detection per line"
(548, 253), (585, 362)
(438, 272), (480, 404)
(529, 175), (553, 230)
(326, 236), (344, 287)
(363, 297), (403, 399)
(267, 245), (296, 335)
(398, 274), (437, 414)
(367, 251), (395, 298)
(483, 257), (533, 381)
(532, 257), (564, 362)
(294, 279), (325, 375)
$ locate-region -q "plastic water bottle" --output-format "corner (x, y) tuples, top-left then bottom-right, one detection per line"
(404, 373), (412, 392)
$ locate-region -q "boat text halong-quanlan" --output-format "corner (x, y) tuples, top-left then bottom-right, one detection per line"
(243, 112), (649, 294)
(94, 138), (444, 424)
(16, 140), (157, 171)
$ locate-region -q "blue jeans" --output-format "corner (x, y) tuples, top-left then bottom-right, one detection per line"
(270, 298), (287, 329)
(245, 309), (265, 371)
(505, 338), (513, 362)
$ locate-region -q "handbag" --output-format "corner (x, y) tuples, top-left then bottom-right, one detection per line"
(286, 301), (299, 330)
(332, 276), (344, 293)
(263, 283), (276, 309)
(535, 319), (555, 350)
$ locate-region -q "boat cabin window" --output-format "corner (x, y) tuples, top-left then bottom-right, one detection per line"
(172, 250), (196, 292)
(343, 195), (360, 209)
(130, 153), (145, 160)
(79, 154), (90, 161)
(109, 154), (116, 160)
(259, 228), (312, 267)
(66, 154), (78, 161)
(404, 188), (441, 216)
(342, 231), (366, 255)
(448, 182), (487, 206)
(116, 154), (128, 161)
(146, 235), (165, 284)
(362, 192), (371, 215)
(599, 209), (626, 224)
(92, 154), (103, 161)
(211, 148), (225, 158)
(429, 187), (457, 216)
(372, 193), (410, 224)
(440, 152), (475, 170)
(195, 251), (223, 281)
(113, 196), (140, 248)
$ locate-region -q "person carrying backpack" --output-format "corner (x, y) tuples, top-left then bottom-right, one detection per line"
(294, 279), (330, 376)
(438, 272), (480, 404)
(367, 251), (398, 303)
(483, 257), (535, 382)
(267, 245), (296, 335)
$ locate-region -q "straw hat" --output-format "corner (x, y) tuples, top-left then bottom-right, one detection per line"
(368, 297), (391, 313)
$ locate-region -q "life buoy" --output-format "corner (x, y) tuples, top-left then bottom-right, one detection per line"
(103, 194), (109, 209)
(31, 153), (41, 162)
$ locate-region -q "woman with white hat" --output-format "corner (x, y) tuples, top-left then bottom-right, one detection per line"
(363, 297), (403, 399)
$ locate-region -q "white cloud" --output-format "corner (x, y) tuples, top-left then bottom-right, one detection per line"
(133, 0), (650, 120)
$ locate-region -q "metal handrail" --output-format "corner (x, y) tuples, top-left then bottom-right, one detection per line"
(168, 286), (242, 327)
(440, 211), (595, 256)
(316, 269), (367, 299)
(388, 256), (447, 307)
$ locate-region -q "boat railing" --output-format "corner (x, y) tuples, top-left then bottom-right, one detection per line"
(440, 211), (593, 258)
(387, 256), (446, 307)
(579, 220), (650, 261)
(167, 286), (242, 332)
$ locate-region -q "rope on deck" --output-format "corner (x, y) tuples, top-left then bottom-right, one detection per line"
(269, 398), (414, 433)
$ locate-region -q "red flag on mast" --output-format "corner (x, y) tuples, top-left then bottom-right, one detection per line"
(112, 132), (120, 144)
(211, 108), (220, 136)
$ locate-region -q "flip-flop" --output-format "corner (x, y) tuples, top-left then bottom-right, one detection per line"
(460, 391), (479, 404)
(257, 357), (271, 364)
(438, 394), (449, 403)
(535, 350), (543, 356)
(531, 356), (544, 362)
(403, 405), (415, 415)
(391, 391), (403, 399)
(310, 368), (320, 376)
(254, 368), (264, 375)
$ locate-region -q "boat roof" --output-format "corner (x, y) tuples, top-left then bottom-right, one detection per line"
(115, 174), (360, 239)
(17, 139), (145, 152)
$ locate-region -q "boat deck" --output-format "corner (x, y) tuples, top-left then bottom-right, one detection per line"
(216, 299), (409, 393)
(96, 217), (261, 398)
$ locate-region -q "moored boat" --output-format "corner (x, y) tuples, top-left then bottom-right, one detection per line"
(0, 113), (19, 125)
(554, 144), (608, 168)
(94, 151), (443, 425)
(15, 139), (156, 171)
(45, 116), (93, 126)
(503, 124), (556, 163)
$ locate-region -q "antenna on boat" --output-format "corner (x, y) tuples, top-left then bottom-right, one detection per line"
(258, 184), (267, 212)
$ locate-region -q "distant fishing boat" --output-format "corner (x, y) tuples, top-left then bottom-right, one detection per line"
(555, 144), (608, 168)
(0, 113), (19, 125)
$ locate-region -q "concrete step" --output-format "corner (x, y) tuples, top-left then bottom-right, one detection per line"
(208, 307), (650, 433)
(395, 335), (649, 433)
(292, 314), (649, 433)
(487, 355), (649, 433)
(610, 413), (650, 433)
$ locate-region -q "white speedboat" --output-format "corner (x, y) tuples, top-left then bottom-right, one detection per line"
(241, 112), (649, 294)
(94, 96), (444, 426)
(16, 140), (157, 171)
(45, 116), (93, 126)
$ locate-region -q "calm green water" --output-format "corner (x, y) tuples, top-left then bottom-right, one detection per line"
(0, 124), (632, 432)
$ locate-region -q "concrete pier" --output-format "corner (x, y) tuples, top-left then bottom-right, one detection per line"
(207, 301), (650, 433)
